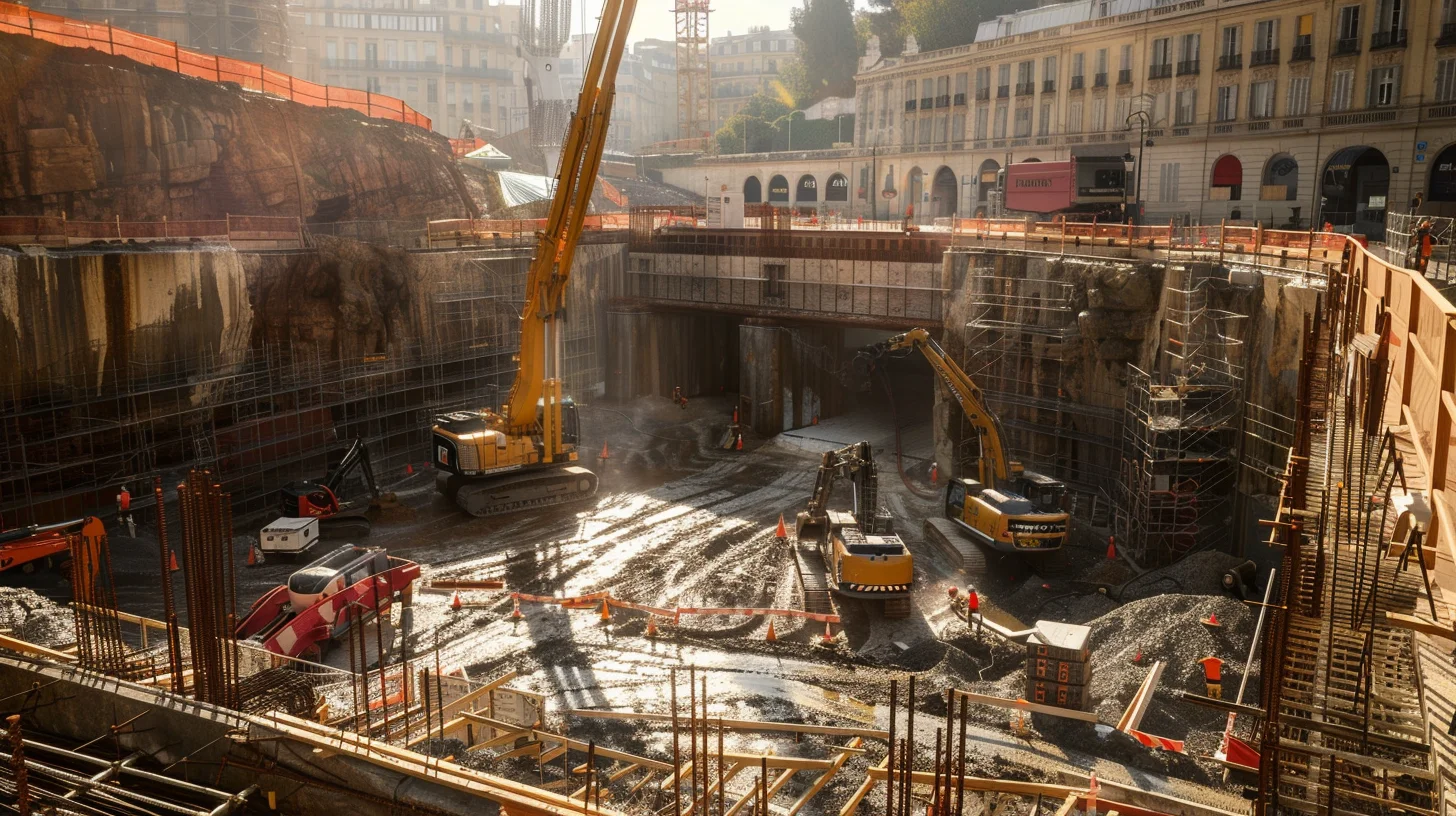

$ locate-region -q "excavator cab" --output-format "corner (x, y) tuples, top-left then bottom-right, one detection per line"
(1016, 471), (1068, 513)
(280, 482), (340, 518)
(537, 397), (581, 446)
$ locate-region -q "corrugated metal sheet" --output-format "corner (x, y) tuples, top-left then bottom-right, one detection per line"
(975, 0), (1158, 43)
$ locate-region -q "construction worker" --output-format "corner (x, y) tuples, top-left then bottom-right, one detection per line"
(116, 484), (135, 537)
(671, 385), (688, 410)
(967, 587), (981, 636)
(1413, 219), (1434, 274)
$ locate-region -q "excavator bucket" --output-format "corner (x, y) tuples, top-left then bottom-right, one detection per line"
(367, 492), (415, 523)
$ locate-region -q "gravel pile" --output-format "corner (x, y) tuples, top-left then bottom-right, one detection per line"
(0, 587), (74, 648)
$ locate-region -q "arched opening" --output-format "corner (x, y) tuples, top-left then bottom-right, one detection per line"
(825, 172), (849, 203)
(1211, 155), (1243, 201)
(976, 159), (1000, 204)
(905, 167), (924, 219)
(1321, 146), (1389, 239)
(1022, 157), (1042, 162)
(930, 166), (958, 219)
(795, 174), (818, 204)
(767, 174), (790, 204)
(743, 176), (762, 204)
(1429, 143), (1456, 202)
(1261, 154), (1298, 201)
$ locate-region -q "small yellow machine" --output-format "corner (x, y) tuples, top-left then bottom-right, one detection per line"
(795, 441), (913, 618)
(861, 329), (1070, 557)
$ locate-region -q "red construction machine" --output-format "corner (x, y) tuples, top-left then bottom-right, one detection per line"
(0, 517), (105, 579)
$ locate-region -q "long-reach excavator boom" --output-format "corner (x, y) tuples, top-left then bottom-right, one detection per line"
(863, 328), (1019, 488)
(430, 0), (636, 517)
(860, 328), (1070, 562)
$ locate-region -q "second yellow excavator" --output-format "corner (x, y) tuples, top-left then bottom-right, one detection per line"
(861, 329), (1070, 556)
(429, 0), (638, 516)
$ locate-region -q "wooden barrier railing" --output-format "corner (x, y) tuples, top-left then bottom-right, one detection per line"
(0, 214), (303, 247)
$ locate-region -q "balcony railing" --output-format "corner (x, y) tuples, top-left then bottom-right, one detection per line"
(953, 92), (967, 106)
(1070, 75), (1085, 89)
(1334, 37), (1361, 55)
(1251, 48), (1279, 65)
(976, 88), (990, 101)
(1118, 68), (1133, 84)
(1440, 22), (1456, 45)
(936, 94), (951, 107)
(1217, 53), (1242, 70)
(1371, 28), (1408, 49)
(1093, 72), (1108, 87)
(1148, 63), (1172, 79)
(1291, 42), (1313, 60)
(921, 96), (934, 109)
(1016, 82), (1035, 96)
(1176, 59), (1200, 75)
(997, 85), (1010, 98)
(905, 99), (917, 111)
(1043, 79), (1057, 93)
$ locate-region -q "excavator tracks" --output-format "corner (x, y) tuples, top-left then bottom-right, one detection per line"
(448, 466), (598, 518)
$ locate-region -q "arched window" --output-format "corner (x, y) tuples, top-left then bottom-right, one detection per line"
(1211, 155), (1243, 201)
(767, 174), (790, 203)
(825, 173), (849, 202)
(795, 174), (818, 202)
(743, 176), (763, 203)
(1261, 154), (1298, 201)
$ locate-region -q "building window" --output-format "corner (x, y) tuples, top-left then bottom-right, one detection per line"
(975, 67), (990, 95)
(1221, 25), (1240, 59)
(1068, 99), (1083, 132)
(1152, 37), (1171, 66)
(1159, 162), (1181, 202)
(1180, 33), (1200, 61)
(974, 107), (988, 139)
(1437, 59), (1456, 102)
(1368, 66), (1399, 106)
(1071, 52), (1084, 83)
(1175, 89), (1197, 124)
(1038, 102), (1052, 135)
(1287, 76), (1310, 114)
(1116, 95), (1131, 125)
(1330, 69), (1354, 111)
(1337, 6), (1361, 42)
(1249, 80), (1275, 118)
(993, 104), (1008, 137)
(427, 79), (438, 102)
(1216, 85), (1239, 121)
(762, 263), (787, 301)
(1375, 0), (1403, 34)
(1091, 97), (1106, 130)
(1011, 107), (1029, 136)
(326, 40), (338, 60)
(997, 64), (1011, 97)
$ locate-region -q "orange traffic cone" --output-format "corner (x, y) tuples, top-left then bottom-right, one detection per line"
(600, 441), (610, 460)
(510, 595), (523, 620)
(811, 414), (819, 425)
(169, 550), (179, 572)
(1133, 648), (1143, 664)
(930, 462), (939, 485)
(600, 599), (611, 622)
(406, 463), (415, 475)
(646, 617), (659, 638)
(775, 514), (787, 540)
(765, 618), (777, 642)
(247, 546), (258, 567)
(821, 619), (834, 645)
(735, 434), (743, 451)
(1106, 536), (1117, 560)
(450, 591), (463, 611)
(732, 407), (739, 425)
(1202, 612), (1221, 627)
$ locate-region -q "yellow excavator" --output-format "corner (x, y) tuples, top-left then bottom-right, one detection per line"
(794, 441), (913, 619)
(430, 0), (637, 516)
(861, 328), (1070, 555)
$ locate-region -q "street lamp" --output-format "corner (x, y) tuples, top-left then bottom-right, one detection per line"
(1123, 110), (1152, 224)
(771, 109), (806, 151)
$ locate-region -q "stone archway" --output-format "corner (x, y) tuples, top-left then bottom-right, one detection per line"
(1321, 146), (1389, 239)
(743, 176), (763, 204)
(930, 166), (958, 219)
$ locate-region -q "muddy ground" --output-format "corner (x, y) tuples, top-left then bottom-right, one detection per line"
(16, 394), (1260, 814)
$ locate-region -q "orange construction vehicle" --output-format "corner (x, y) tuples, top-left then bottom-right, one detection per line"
(0, 516), (105, 578)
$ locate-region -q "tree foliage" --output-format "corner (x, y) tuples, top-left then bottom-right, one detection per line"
(856, 0), (904, 59)
(789, 0), (859, 103)
(899, 0), (1024, 52)
(712, 92), (854, 155)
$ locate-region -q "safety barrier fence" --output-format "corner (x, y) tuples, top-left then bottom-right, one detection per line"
(1382, 211), (1455, 285)
(0, 214), (304, 247)
(424, 214), (630, 246)
(0, 0), (431, 131)
(511, 590), (842, 625)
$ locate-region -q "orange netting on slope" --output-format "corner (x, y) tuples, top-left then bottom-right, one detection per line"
(0, 1), (432, 131)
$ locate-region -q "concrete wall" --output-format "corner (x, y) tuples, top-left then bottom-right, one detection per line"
(738, 321), (846, 436)
(604, 310), (739, 403)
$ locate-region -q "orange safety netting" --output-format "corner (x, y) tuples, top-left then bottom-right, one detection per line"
(0, 0), (431, 131)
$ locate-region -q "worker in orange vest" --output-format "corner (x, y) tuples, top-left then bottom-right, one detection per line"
(117, 484), (135, 537)
(967, 588), (981, 635)
(1199, 656), (1224, 699)
(1412, 219), (1434, 274)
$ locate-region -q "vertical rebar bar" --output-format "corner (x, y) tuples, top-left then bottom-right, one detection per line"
(887, 678), (896, 816)
(689, 666), (698, 810)
(672, 668), (680, 816)
(8, 715), (28, 816)
(956, 694), (967, 816)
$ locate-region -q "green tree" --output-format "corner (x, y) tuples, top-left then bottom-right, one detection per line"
(900, 0), (1022, 53)
(713, 93), (790, 155)
(789, 0), (859, 102)
(857, 0), (903, 59)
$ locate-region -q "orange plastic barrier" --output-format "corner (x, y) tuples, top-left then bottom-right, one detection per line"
(0, 1), (430, 131)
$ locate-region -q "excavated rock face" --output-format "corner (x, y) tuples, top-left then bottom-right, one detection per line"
(0, 32), (478, 222)
(1076, 260), (1165, 363)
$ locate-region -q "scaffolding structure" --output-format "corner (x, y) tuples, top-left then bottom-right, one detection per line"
(1115, 263), (1247, 566)
(674, 0), (711, 142)
(956, 257), (1123, 525)
(0, 253), (558, 528)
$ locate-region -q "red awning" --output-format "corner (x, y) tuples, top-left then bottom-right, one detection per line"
(1212, 155), (1243, 186)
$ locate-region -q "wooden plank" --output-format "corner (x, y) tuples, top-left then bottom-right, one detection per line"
(785, 739), (860, 816)
(953, 689), (1100, 723)
(0, 633), (78, 663)
(568, 709), (887, 740)
(628, 772), (657, 795)
(606, 763), (641, 783)
(1116, 661), (1164, 733)
(837, 777), (877, 816)
(459, 712), (675, 772)
(498, 740), (542, 759)
(719, 752), (837, 770)
(1385, 611), (1455, 639)
(864, 768), (1078, 798)
(1054, 793), (1080, 816)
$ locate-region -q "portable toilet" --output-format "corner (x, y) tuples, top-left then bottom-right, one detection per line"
(260, 517), (320, 556)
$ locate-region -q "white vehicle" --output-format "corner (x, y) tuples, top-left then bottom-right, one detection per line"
(259, 517), (320, 557)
